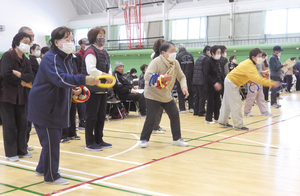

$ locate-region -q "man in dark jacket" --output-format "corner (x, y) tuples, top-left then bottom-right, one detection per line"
(113, 61), (146, 117)
(293, 56), (300, 91)
(269, 45), (288, 108)
(193, 46), (211, 116)
(176, 44), (194, 113)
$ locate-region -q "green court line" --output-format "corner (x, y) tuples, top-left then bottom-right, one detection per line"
(0, 163), (153, 196)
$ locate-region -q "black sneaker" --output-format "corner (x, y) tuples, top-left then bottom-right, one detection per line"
(219, 123), (233, 128)
(78, 119), (86, 130)
(235, 127), (249, 131)
(67, 135), (81, 140)
(85, 143), (103, 151)
(99, 141), (112, 149)
(60, 139), (70, 143)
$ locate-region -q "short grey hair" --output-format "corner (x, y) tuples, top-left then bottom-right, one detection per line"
(178, 43), (186, 50)
(18, 26), (32, 33)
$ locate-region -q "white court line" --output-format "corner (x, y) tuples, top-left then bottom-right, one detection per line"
(103, 128), (140, 158)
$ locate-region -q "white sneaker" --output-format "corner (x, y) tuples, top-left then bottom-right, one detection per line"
(244, 113), (253, 117)
(7, 156), (19, 162)
(19, 151), (32, 158)
(152, 130), (165, 134)
(140, 115), (147, 119)
(140, 140), (148, 148)
(45, 178), (69, 185)
(172, 138), (189, 147)
(27, 146), (34, 151)
(205, 121), (215, 124)
(262, 112), (273, 116)
(189, 109), (194, 113)
(179, 110), (186, 114)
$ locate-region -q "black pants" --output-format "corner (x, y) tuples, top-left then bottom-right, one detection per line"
(62, 102), (77, 139)
(205, 91), (221, 122)
(0, 102), (28, 157)
(271, 76), (281, 105)
(77, 102), (86, 120)
(263, 86), (270, 101)
(85, 93), (107, 146)
(296, 75), (300, 91)
(178, 89), (194, 111)
(140, 99), (181, 141)
(35, 124), (61, 182)
(193, 85), (206, 116)
(119, 93), (146, 115)
(152, 106), (163, 130)
(25, 104), (32, 147)
(284, 75), (293, 92)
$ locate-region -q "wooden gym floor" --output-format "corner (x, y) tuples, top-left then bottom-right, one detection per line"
(0, 92), (300, 196)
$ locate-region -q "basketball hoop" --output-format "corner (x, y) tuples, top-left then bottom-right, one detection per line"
(118, 0), (142, 49)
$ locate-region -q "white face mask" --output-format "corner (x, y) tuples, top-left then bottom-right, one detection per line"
(232, 59), (236, 63)
(59, 41), (74, 54)
(167, 52), (177, 62)
(84, 45), (90, 51)
(208, 53), (211, 57)
(18, 43), (30, 53)
(214, 54), (221, 60)
(278, 52), (281, 57)
(34, 50), (41, 57)
(256, 57), (263, 64)
(222, 52), (227, 58)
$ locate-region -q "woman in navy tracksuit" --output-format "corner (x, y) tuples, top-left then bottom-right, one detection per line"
(28, 27), (99, 185)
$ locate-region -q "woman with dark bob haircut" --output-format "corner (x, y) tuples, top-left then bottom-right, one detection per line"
(81, 26), (113, 151)
(0, 32), (33, 162)
(140, 41), (189, 148)
(28, 26), (100, 185)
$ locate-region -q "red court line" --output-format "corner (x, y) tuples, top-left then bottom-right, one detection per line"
(44, 114), (299, 196)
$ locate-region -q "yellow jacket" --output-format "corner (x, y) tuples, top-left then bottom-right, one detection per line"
(227, 59), (273, 87)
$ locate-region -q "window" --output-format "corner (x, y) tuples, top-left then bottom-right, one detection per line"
(172, 17), (206, 40)
(75, 28), (90, 45)
(287, 8), (300, 34)
(119, 23), (145, 44)
(265, 8), (300, 35)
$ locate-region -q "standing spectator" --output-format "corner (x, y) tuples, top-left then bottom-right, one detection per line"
(18, 26), (35, 42)
(293, 57), (300, 91)
(113, 61), (147, 117)
(138, 64), (148, 89)
(203, 45), (223, 124)
(218, 48), (280, 130)
(28, 26), (100, 184)
(193, 46), (211, 116)
(81, 27), (113, 151)
(226, 55), (238, 74)
(261, 52), (270, 101)
(284, 57), (296, 93)
(140, 42), (189, 148)
(269, 45), (288, 108)
(75, 38), (89, 129)
(40, 46), (50, 59)
(219, 45), (228, 96)
(0, 32), (34, 162)
(176, 44), (194, 113)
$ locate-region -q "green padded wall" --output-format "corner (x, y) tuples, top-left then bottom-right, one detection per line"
(109, 43), (300, 76)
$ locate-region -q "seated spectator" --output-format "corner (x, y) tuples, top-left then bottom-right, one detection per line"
(126, 68), (138, 83)
(138, 64), (148, 89)
(113, 61), (146, 117)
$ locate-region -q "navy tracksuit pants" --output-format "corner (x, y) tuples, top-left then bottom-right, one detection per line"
(34, 124), (61, 182)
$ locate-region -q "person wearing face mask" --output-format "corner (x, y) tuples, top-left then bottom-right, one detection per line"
(261, 52), (270, 101)
(193, 46), (211, 117)
(138, 64), (148, 89)
(225, 55), (238, 75)
(176, 44), (194, 113)
(140, 41), (189, 148)
(202, 45), (223, 124)
(293, 56), (300, 91)
(74, 38), (89, 130)
(29, 44), (41, 78)
(28, 26), (100, 185)
(269, 45), (288, 108)
(283, 57), (296, 93)
(18, 27), (35, 58)
(219, 45), (228, 96)
(81, 26), (114, 151)
(0, 32), (34, 162)
(126, 68), (138, 83)
(244, 52), (273, 117)
(218, 48), (280, 131)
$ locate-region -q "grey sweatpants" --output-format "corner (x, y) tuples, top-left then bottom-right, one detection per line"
(218, 77), (244, 128)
